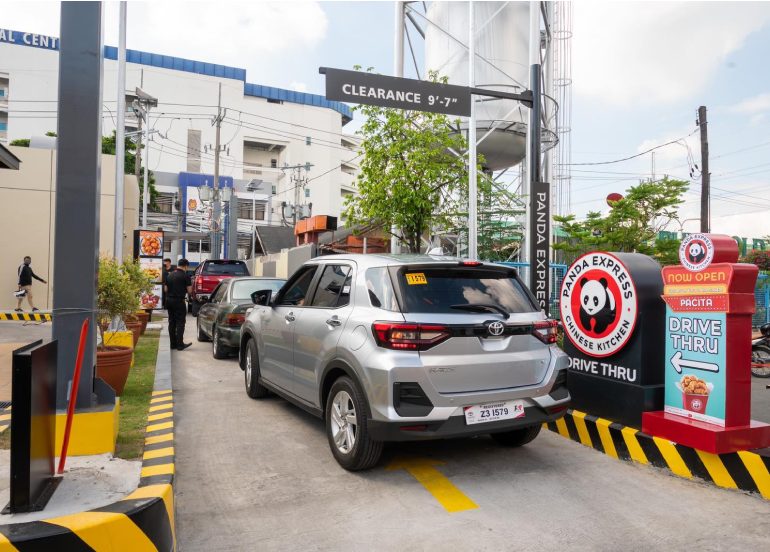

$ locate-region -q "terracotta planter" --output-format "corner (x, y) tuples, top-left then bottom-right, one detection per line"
(134, 311), (150, 334)
(125, 321), (142, 346)
(96, 346), (133, 396)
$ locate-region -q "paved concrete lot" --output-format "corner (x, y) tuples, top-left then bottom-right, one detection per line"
(0, 321), (51, 401)
(172, 315), (770, 552)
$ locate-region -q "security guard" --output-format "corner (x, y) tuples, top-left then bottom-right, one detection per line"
(164, 258), (192, 351)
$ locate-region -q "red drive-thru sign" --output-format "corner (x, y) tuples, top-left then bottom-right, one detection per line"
(642, 234), (770, 453)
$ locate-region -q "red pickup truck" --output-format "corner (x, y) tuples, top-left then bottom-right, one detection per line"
(190, 260), (250, 316)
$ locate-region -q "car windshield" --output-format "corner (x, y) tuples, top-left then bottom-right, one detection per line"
(231, 279), (285, 300)
(203, 262), (248, 275)
(397, 267), (537, 314)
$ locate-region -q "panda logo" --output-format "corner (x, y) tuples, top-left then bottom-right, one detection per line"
(687, 242), (705, 265)
(579, 277), (617, 335)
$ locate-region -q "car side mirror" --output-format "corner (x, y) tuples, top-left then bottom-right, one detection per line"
(251, 289), (273, 306)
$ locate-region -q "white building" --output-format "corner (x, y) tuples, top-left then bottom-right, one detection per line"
(0, 28), (359, 261)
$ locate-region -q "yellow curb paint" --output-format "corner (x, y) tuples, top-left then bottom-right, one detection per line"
(46, 511), (155, 551)
(554, 416), (570, 439)
(152, 390), (172, 397)
(651, 437), (692, 479)
(570, 411), (593, 447)
(387, 458), (478, 513)
(145, 433), (174, 446)
(146, 421), (174, 433)
(621, 427), (648, 465)
(141, 463), (175, 478)
(594, 417), (618, 459)
(149, 402), (174, 413)
(125, 484), (176, 545)
(696, 450), (737, 489)
(149, 396), (173, 405)
(0, 424), (8, 433)
(737, 451), (770, 499)
(0, 532), (19, 551)
(147, 411), (173, 422)
(143, 447), (174, 461)
(0, 414), (10, 422)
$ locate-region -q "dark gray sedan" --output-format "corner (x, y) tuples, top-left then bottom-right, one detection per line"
(197, 277), (286, 359)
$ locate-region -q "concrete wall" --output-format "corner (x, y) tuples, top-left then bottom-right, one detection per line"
(248, 243), (315, 279)
(0, 145), (139, 310)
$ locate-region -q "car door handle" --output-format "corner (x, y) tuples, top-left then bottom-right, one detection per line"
(326, 318), (342, 327)
(285, 313), (295, 322)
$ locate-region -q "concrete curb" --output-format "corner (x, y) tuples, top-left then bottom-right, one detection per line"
(546, 409), (770, 500)
(0, 323), (176, 551)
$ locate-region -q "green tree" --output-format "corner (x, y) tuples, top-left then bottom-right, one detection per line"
(343, 70), (476, 254)
(554, 177), (689, 265)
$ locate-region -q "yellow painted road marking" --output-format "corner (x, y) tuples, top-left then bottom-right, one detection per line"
(125, 484), (175, 544)
(149, 402), (173, 413)
(151, 389), (172, 397)
(140, 463), (175, 478)
(0, 414), (10, 422)
(554, 416), (570, 439)
(147, 411), (173, 422)
(387, 458), (478, 513)
(146, 421), (174, 433)
(570, 410), (593, 447)
(737, 451), (770, 499)
(149, 396), (173, 405)
(143, 447), (174, 461)
(0, 424), (8, 433)
(0, 531), (18, 551)
(696, 450), (737, 489)
(621, 427), (648, 464)
(652, 437), (692, 479)
(46, 511), (155, 551)
(145, 433), (174, 446)
(595, 417), (618, 459)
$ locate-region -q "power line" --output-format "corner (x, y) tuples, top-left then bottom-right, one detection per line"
(558, 128), (698, 166)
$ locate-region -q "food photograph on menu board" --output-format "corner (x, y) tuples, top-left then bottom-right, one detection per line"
(139, 230), (163, 257)
(141, 284), (163, 311)
(139, 257), (163, 283)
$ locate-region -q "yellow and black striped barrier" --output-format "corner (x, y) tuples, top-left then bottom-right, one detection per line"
(0, 389), (175, 550)
(0, 311), (52, 322)
(547, 409), (770, 500)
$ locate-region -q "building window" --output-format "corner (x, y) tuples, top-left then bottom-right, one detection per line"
(163, 239), (172, 253)
(151, 192), (175, 214)
(267, 98), (283, 105)
(306, 136), (311, 146)
(187, 241), (211, 253)
(237, 198), (265, 220)
(270, 159), (277, 168)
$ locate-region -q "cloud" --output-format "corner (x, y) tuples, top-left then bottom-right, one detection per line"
(573, 2), (770, 106)
(731, 92), (770, 114)
(635, 127), (699, 172)
(1, 2), (328, 80)
(289, 81), (308, 93)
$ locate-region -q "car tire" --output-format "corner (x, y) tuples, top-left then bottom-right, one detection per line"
(244, 339), (269, 399)
(212, 326), (229, 359)
(197, 318), (210, 342)
(191, 300), (200, 317)
(325, 376), (383, 471)
(490, 424), (542, 447)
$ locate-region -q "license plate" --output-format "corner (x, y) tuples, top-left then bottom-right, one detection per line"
(463, 400), (525, 425)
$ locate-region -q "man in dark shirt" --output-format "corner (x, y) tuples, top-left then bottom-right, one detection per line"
(164, 258), (192, 351)
(16, 256), (47, 312)
(161, 258), (173, 308)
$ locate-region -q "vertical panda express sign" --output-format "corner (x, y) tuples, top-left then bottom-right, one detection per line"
(560, 252), (666, 427)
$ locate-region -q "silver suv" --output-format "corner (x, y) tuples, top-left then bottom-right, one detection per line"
(239, 254), (570, 470)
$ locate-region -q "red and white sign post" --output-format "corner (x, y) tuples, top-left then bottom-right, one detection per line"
(642, 234), (770, 453)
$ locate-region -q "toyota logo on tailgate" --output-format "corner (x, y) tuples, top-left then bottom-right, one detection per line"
(487, 321), (505, 336)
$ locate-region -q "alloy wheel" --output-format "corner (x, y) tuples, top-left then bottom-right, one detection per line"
(330, 390), (357, 454)
(245, 345), (253, 387)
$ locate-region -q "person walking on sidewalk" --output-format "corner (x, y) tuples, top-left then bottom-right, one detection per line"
(165, 258), (192, 351)
(15, 256), (46, 312)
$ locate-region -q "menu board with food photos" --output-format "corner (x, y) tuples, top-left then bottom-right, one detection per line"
(134, 230), (165, 310)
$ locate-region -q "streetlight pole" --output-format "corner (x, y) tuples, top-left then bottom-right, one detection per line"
(468, 1), (478, 260)
(114, 1), (127, 257)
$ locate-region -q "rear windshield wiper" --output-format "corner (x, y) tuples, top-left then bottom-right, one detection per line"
(450, 303), (510, 319)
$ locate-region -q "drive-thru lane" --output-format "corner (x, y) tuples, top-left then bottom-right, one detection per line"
(172, 317), (769, 551)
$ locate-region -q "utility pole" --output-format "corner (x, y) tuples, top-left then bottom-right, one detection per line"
(468, 1), (478, 260)
(698, 105), (710, 233)
(211, 82), (223, 259)
(391, 0), (404, 255)
(113, 1), (126, 259)
(142, 107), (150, 228)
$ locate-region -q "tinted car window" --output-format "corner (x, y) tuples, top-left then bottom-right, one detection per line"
(277, 266), (317, 306)
(231, 279), (286, 301)
(397, 267), (537, 314)
(203, 261), (249, 275)
(211, 282), (228, 302)
(366, 267), (399, 311)
(311, 265), (352, 308)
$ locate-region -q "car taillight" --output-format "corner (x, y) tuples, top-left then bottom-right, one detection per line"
(460, 260), (483, 266)
(532, 320), (558, 344)
(372, 322), (450, 351)
(224, 313), (246, 326)
(195, 276), (203, 290)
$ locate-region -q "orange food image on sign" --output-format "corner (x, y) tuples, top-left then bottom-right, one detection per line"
(141, 236), (161, 256)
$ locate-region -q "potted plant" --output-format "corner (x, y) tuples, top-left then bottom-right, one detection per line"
(96, 256), (136, 395)
(122, 258), (155, 336)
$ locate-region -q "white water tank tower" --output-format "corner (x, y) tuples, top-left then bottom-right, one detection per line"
(425, 1), (530, 171)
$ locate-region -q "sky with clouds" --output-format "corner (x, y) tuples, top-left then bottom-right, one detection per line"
(3, 1), (770, 238)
